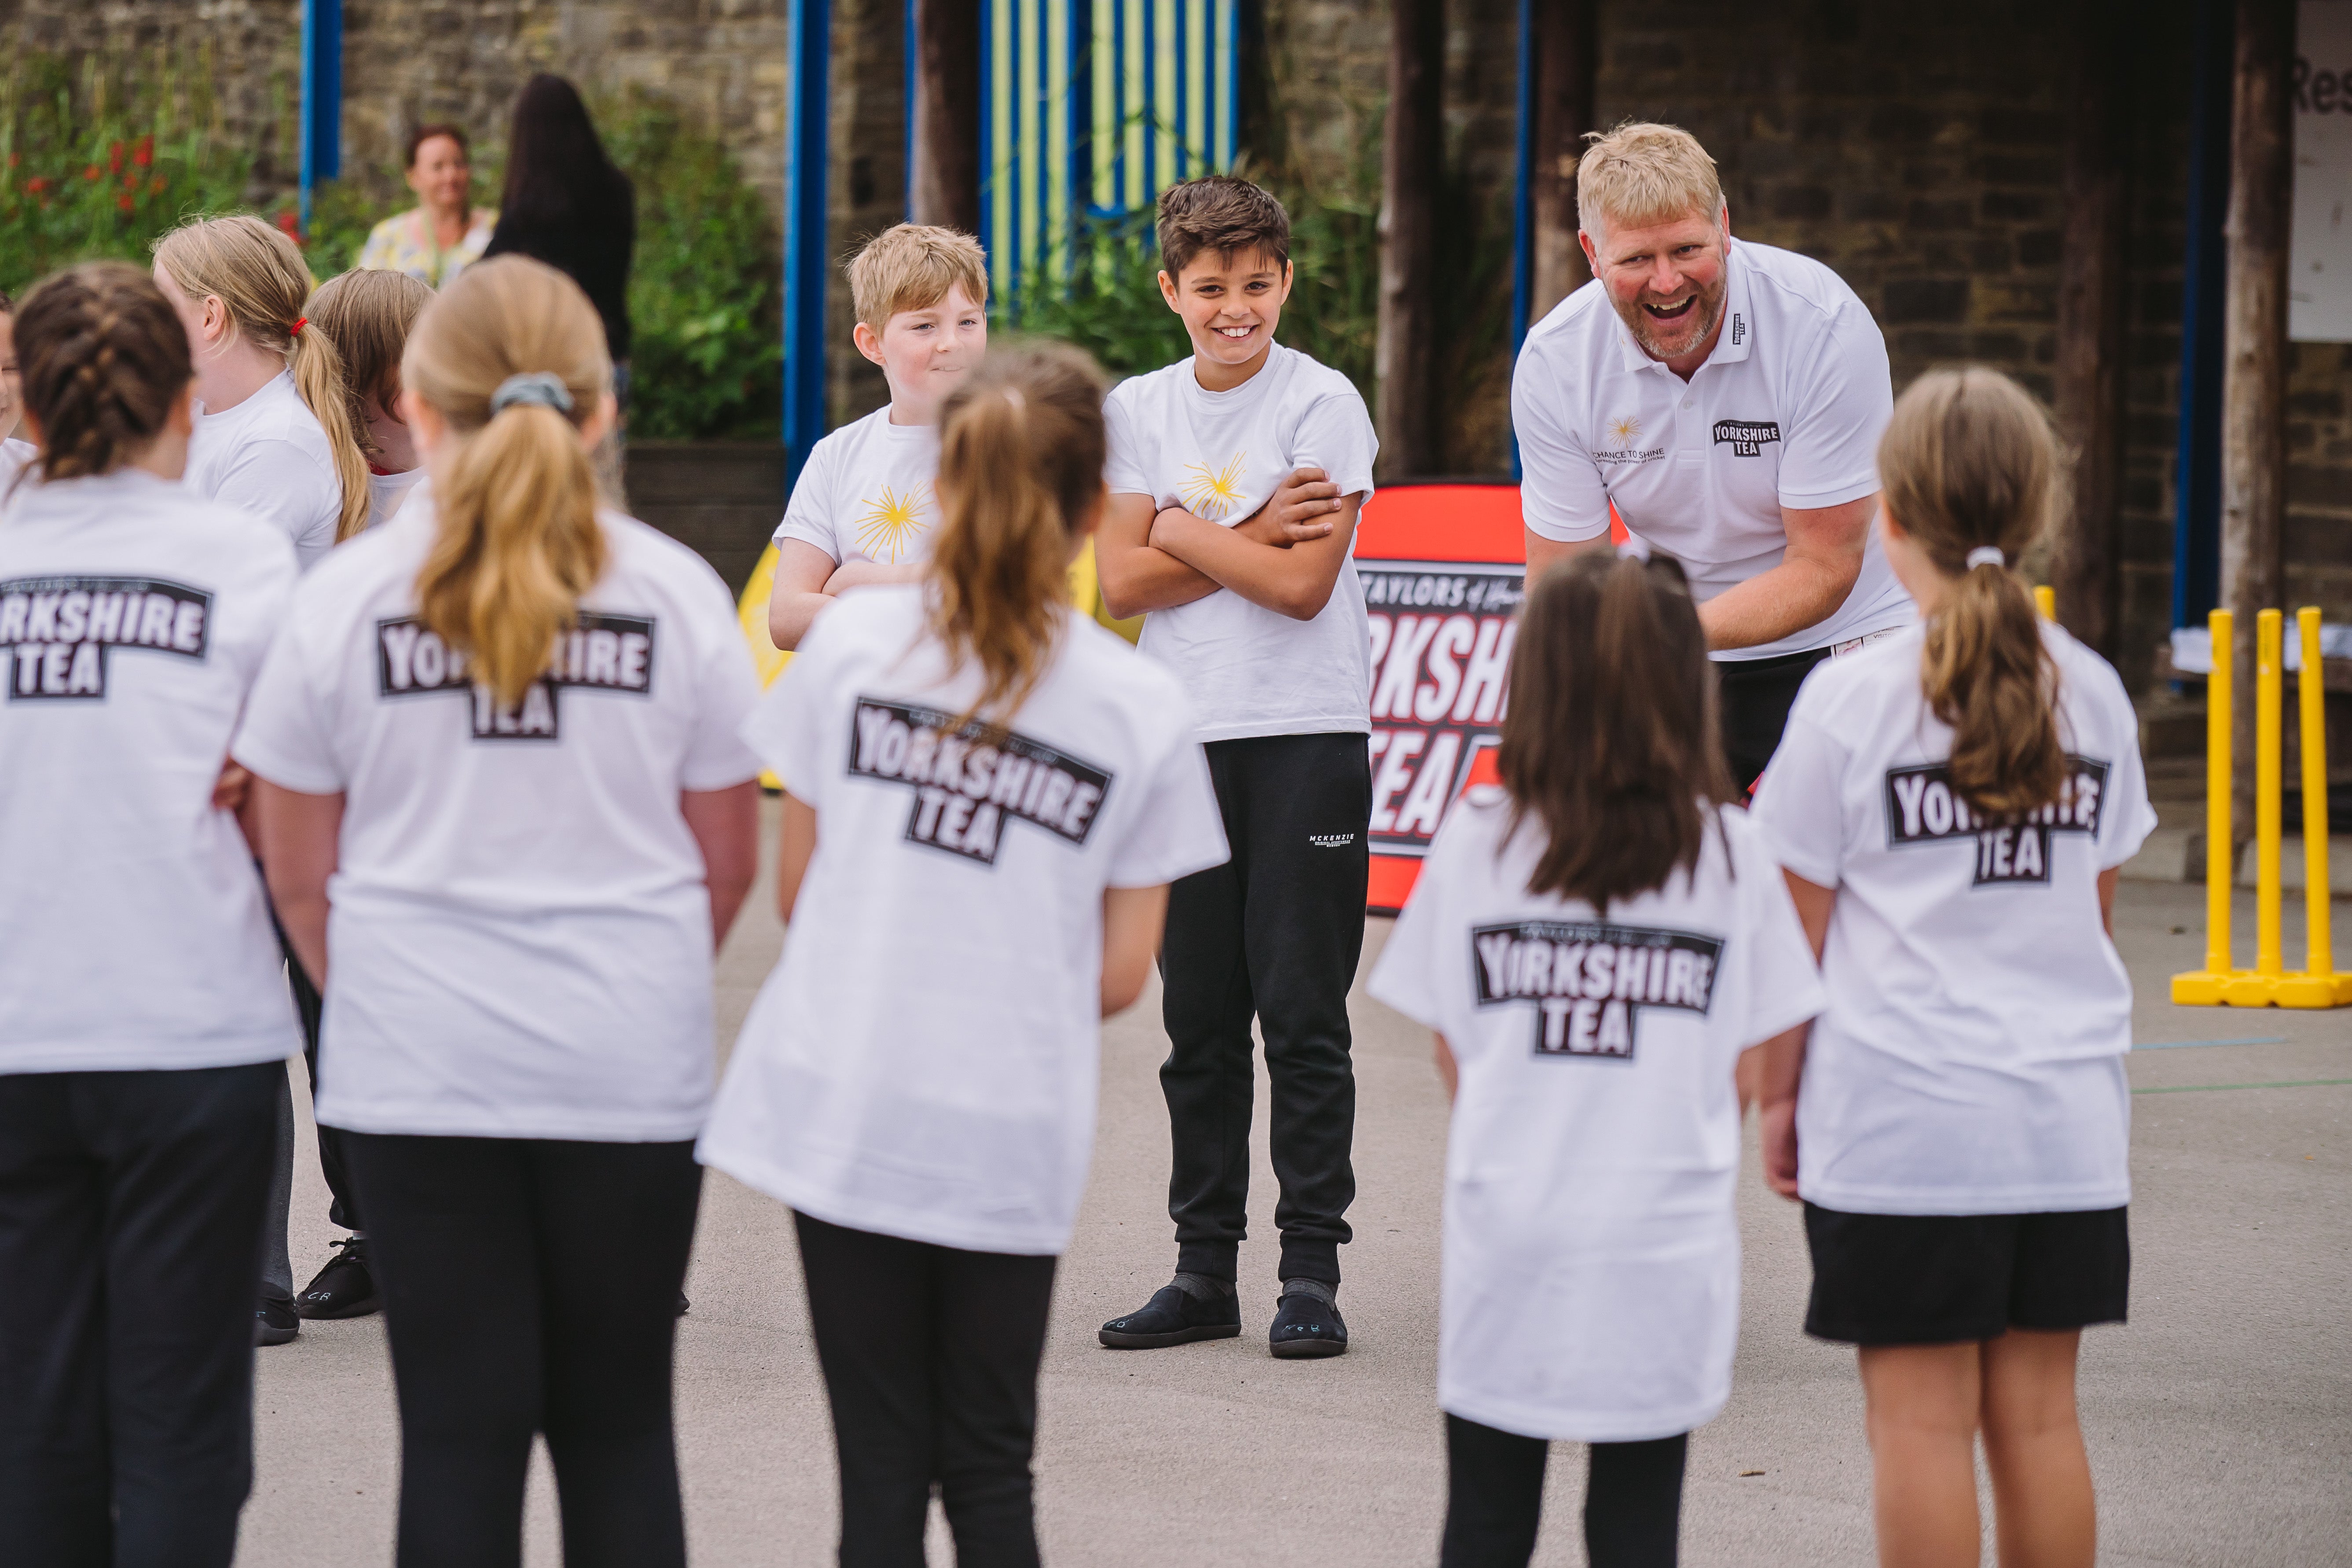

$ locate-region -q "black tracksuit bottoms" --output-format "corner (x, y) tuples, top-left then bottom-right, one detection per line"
(0, 1061), (280, 1568)
(794, 1212), (1058, 1568)
(341, 1133), (702, 1568)
(1160, 730), (1371, 1286)
(1440, 1414), (1690, 1568)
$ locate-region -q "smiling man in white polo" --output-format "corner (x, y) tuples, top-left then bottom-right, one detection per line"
(1513, 121), (1912, 790)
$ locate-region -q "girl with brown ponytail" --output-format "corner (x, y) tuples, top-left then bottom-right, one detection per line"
(699, 343), (1229, 1566)
(232, 255), (763, 1567)
(153, 214), (372, 563)
(1750, 367), (2159, 1568)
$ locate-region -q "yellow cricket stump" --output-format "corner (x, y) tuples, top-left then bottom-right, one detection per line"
(2172, 607), (2352, 1007)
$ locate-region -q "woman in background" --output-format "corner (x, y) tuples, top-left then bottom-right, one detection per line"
(356, 125), (497, 289)
(484, 76), (635, 422)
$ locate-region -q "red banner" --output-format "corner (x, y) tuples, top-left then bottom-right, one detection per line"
(1357, 484), (1526, 914)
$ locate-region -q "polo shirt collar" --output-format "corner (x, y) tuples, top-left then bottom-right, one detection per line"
(1607, 235), (1754, 374)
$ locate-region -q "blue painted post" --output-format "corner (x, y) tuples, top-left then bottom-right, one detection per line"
(2172, 0), (2231, 631)
(297, 0), (343, 232)
(785, 0), (833, 484)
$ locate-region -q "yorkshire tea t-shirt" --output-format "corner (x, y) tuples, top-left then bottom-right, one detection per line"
(231, 502), (764, 1140)
(0, 468), (302, 1073)
(698, 587), (1229, 1255)
(0, 438), (33, 495)
(774, 406), (941, 569)
(184, 371), (344, 571)
(1749, 622), (2157, 1214)
(1370, 794), (1821, 1441)
(1103, 342), (1376, 742)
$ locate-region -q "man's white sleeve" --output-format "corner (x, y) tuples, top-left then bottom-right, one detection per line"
(1776, 302), (1893, 511)
(1509, 339), (1612, 542)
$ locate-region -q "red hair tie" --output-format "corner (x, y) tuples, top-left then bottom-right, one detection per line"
(290, 316), (308, 337)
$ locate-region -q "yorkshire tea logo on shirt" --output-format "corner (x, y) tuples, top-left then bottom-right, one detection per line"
(1712, 419), (1781, 456)
(375, 612), (656, 740)
(0, 576), (211, 700)
(1882, 756), (2110, 886)
(853, 482), (932, 564)
(1471, 919), (1725, 1061)
(1179, 452), (1249, 521)
(849, 696), (1113, 867)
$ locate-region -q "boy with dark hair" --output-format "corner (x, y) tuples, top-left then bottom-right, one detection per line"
(1095, 173), (1376, 1359)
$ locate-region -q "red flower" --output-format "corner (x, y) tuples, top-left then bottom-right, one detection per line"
(83, 164), (100, 181)
(275, 209), (305, 244)
(4, 153), (16, 169)
(118, 192), (134, 212)
(109, 140), (124, 173)
(26, 176), (48, 193)
(134, 136), (154, 168)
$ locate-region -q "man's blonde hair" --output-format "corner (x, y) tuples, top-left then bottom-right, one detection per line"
(1576, 121), (1723, 241)
(848, 224), (989, 333)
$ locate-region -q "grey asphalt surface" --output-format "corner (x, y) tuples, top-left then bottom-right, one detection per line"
(235, 803), (2351, 1566)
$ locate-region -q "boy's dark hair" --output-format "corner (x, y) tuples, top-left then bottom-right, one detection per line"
(1156, 175), (1291, 279)
(1498, 551), (1737, 911)
(14, 261), (193, 483)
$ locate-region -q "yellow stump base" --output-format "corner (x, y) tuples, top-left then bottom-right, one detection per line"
(2171, 969), (2352, 1008)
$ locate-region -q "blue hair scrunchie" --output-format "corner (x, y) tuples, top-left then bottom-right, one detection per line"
(488, 371), (576, 416)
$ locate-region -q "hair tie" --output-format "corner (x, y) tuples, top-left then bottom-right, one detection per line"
(1000, 387), (1026, 412)
(289, 316), (307, 338)
(489, 371), (576, 416)
(1965, 546), (2005, 570)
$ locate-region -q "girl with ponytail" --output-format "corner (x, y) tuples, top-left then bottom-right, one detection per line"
(232, 255), (763, 1567)
(1749, 367), (2158, 1568)
(699, 343), (1229, 1565)
(1369, 551), (1824, 1568)
(153, 215), (372, 560)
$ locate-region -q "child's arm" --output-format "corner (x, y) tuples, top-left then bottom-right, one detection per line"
(1101, 883), (1171, 1016)
(1096, 493), (1224, 619)
(824, 559), (926, 593)
(775, 792), (818, 923)
(1755, 867), (1836, 1199)
(253, 778), (345, 990)
(767, 540), (849, 652)
(1148, 466), (1360, 622)
(1432, 1032), (1458, 1102)
(681, 781), (761, 950)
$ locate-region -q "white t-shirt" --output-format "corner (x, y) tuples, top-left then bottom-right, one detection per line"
(1748, 622), (2158, 1215)
(1104, 342), (1377, 741)
(0, 469), (302, 1074)
(184, 371), (344, 571)
(366, 468), (424, 531)
(0, 437), (33, 495)
(231, 503), (765, 1140)
(1370, 792), (1822, 1442)
(774, 406), (942, 568)
(698, 587), (1229, 1254)
(1513, 239), (1913, 660)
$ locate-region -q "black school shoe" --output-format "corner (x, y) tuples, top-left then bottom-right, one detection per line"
(295, 1236), (382, 1320)
(1099, 1284), (1243, 1348)
(1269, 1285), (1347, 1359)
(255, 1295), (300, 1347)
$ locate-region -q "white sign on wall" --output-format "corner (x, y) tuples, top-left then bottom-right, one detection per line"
(2292, 0), (2352, 341)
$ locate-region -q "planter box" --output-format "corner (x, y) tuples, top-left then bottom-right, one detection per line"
(624, 441), (786, 597)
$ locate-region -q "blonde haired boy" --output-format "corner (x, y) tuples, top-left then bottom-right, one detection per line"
(1512, 120), (1909, 792)
(766, 224), (989, 650)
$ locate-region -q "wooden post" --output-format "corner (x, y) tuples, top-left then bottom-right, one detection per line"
(2050, 0), (2132, 656)
(1528, 0), (1597, 322)
(2220, 0), (2293, 843)
(1376, 0), (1444, 478)
(909, 0), (981, 233)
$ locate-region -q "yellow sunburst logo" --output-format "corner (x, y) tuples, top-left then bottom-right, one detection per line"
(853, 482), (932, 564)
(1179, 452), (1249, 521)
(1606, 415), (1641, 446)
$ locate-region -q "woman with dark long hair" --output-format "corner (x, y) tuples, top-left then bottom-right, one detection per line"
(482, 75), (635, 397)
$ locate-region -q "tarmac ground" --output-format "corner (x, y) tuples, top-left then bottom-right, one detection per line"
(235, 804), (2351, 1566)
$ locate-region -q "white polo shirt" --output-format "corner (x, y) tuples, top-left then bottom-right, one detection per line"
(1512, 238), (1913, 661)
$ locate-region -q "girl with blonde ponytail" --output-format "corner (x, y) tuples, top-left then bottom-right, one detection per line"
(699, 343), (1229, 1565)
(232, 254), (764, 1566)
(1750, 367), (2158, 1568)
(153, 215), (371, 558)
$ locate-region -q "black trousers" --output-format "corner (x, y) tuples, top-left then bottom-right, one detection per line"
(1439, 1414), (1689, 1568)
(343, 1133), (702, 1568)
(1715, 646), (1832, 797)
(1159, 730), (1369, 1285)
(794, 1212), (1057, 1568)
(0, 1061), (279, 1568)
